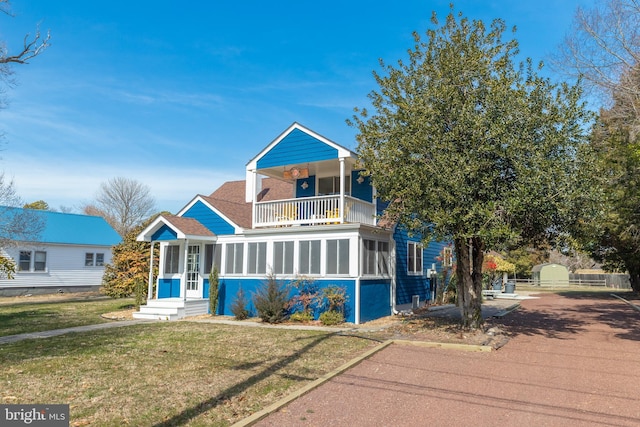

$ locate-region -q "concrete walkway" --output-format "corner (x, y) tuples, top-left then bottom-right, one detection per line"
(0, 320), (151, 345)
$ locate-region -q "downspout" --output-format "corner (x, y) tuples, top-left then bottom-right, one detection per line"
(390, 232), (399, 314)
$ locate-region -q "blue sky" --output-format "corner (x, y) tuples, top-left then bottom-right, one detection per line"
(0, 0), (596, 214)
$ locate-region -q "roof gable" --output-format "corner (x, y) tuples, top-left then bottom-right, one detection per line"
(138, 214), (216, 242)
(247, 123), (356, 170)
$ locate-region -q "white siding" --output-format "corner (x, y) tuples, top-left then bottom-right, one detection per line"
(0, 243), (114, 289)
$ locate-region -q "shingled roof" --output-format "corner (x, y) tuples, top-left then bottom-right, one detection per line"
(204, 178), (293, 229)
(162, 215), (215, 237)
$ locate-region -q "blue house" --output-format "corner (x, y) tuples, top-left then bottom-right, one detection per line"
(0, 207), (121, 295)
(135, 123), (448, 322)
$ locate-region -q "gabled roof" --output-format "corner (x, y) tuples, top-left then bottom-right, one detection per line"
(246, 122), (357, 171)
(137, 214), (216, 242)
(202, 178), (292, 229)
(0, 206), (121, 246)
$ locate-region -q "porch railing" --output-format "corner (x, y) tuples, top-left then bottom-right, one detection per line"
(253, 195), (376, 228)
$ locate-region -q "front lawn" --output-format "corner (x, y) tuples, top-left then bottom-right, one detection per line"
(0, 322), (376, 426)
(0, 297), (136, 337)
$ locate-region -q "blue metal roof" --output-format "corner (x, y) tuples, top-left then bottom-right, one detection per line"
(0, 207), (121, 246)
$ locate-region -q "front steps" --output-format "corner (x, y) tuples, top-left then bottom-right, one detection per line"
(133, 298), (209, 320)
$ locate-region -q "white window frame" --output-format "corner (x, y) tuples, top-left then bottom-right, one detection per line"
(326, 239), (349, 275)
(247, 242), (267, 275)
(407, 241), (424, 275)
(225, 243), (244, 275)
(298, 240), (321, 275)
(18, 250), (47, 273)
(273, 241), (294, 275)
(363, 239), (390, 277)
(164, 245), (180, 275)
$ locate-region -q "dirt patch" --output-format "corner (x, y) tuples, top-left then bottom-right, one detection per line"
(101, 308), (136, 320)
(0, 291), (106, 306)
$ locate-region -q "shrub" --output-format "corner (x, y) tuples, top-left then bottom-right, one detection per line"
(231, 286), (249, 320)
(253, 274), (289, 323)
(322, 285), (347, 313)
(287, 276), (320, 317)
(209, 266), (220, 315)
(289, 311), (313, 323)
(319, 310), (344, 326)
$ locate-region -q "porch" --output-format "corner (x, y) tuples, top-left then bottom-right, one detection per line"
(133, 298), (209, 321)
(253, 195), (376, 228)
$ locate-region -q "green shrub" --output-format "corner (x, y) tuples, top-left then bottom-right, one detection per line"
(209, 266), (220, 315)
(231, 286), (249, 320)
(253, 274), (289, 323)
(289, 311), (313, 323)
(319, 310), (344, 326)
(322, 285), (347, 313)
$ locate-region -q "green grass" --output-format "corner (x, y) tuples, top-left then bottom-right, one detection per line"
(0, 322), (377, 426)
(0, 297), (135, 337)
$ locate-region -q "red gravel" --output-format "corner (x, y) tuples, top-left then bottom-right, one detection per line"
(255, 292), (640, 426)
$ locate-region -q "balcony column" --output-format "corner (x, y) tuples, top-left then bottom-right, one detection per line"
(339, 158), (345, 223)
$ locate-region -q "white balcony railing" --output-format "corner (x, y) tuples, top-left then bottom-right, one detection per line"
(253, 195), (376, 228)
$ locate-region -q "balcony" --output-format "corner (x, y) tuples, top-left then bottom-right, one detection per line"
(253, 195), (376, 228)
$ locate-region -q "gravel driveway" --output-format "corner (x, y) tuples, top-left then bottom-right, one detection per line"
(254, 292), (640, 426)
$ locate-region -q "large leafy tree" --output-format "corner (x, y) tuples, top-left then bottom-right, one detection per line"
(579, 67), (640, 292)
(350, 9), (591, 328)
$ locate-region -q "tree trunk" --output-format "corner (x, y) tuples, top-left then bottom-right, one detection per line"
(628, 266), (640, 293)
(455, 237), (485, 329)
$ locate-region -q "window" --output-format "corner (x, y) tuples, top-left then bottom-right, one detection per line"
(225, 243), (244, 274)
(274, 241), (294, 275)
(327, 239), (349, 275)
(299, 240), (320, 275)
(204, 244), (221, 274)
(248, 242), (267, 274)
(164, 245), (180, 274)
(85, 252), (105, 267)
(34, 252), (46, 271)
(408, 242), (423, 275)
(377, 241), (389, 275)
(363, 239), (389, 276)
(442, 246), (453, 267)
(19, 251), (31, 271)
(318, 176), (351, 195)
(95, 253), (105, 266)
(85, 253), (94, 267)
(18, 250), (47, 272)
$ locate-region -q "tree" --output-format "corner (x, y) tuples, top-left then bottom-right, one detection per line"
(554, 0), (640, 136)
(85, 177), (156, 237)
(350, 8), (591, 328)
(0, 173), (44, 278)
(576, 87), (640, 292)
(1, 0), (50, 107)
(23, 200), (49, 210)
(101, 219), (158, 298)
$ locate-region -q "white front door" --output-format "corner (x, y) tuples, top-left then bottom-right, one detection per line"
(186, 245), (201, 298)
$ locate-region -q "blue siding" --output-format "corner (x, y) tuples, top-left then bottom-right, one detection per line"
(157, 278), (180, 298)
(394, 225), (450, 305)
(218, 277), (357, 323)
(360, 279), (391, 322)
(295, 176), (316, 198)
(152, 224), (178, 241)
(351, 171), (373, 202)
(183, 200), (235, 235)
(257, 129), (338, 169)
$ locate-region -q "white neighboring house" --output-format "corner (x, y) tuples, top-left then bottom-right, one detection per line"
(0, 207), (122, 296)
